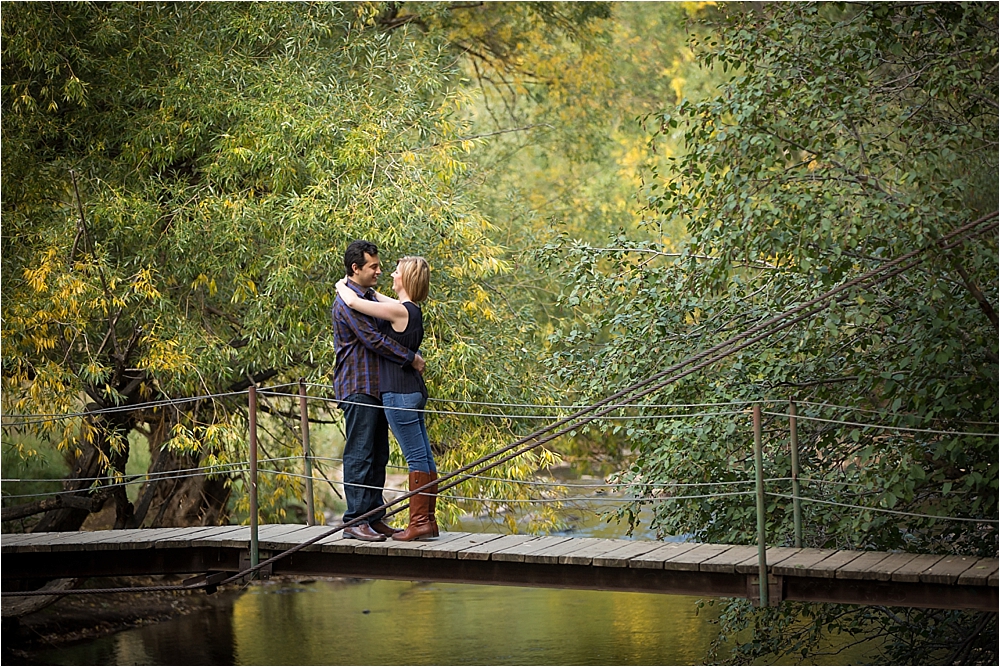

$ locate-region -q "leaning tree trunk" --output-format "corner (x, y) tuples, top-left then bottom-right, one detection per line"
(127, 409), (232, 529)
(30, 440), (106, 533)
(31, 406), (133, 532)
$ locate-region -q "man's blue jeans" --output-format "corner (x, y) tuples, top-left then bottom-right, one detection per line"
(340, 394), (388, 525)
(382, 391), (436, 473)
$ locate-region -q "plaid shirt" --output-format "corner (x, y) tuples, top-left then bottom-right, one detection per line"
(332, 281), (414, 400)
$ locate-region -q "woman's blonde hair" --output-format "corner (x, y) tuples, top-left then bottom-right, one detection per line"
(396, 256), (430, 302)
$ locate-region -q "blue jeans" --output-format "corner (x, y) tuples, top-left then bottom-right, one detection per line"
(382, 392), (436, 473)
(340, 394), (389, 524)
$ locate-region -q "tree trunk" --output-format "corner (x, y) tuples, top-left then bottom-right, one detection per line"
(31, 437), (105, 533)
(32, 406), (134, 533)
(129, 409), (232, 528)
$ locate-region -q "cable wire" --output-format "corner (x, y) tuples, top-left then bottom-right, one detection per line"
(762, 410), (999, 437)
(5, 212), (996, 597)
(766, 492), (1000, 524)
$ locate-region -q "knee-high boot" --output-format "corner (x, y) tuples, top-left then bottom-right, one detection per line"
(393, 471), (439, 541)
(427, 471), (439, 538)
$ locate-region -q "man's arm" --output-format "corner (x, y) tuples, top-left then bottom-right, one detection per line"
(335, 297), (415, 367)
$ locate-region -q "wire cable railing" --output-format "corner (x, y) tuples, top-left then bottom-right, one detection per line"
(2, 211), (997, 598)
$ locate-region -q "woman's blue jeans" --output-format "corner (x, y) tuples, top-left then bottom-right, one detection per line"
(382, 391), (436, 473)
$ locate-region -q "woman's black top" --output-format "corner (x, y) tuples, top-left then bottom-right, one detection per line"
(378, 301), (427, 398)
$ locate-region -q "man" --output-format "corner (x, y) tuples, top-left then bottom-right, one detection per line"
(332, 240), (425, 541)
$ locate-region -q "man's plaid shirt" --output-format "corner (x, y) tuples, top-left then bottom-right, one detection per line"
(331, 281), (414, 401)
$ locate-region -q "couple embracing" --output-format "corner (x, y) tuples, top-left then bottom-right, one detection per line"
(331, 239), (439, 542)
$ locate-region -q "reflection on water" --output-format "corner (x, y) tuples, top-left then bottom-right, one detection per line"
(32, 476), (722, 666)
(33, 605), (239, 665)
(36, 580), (719, 666)
(231, 580), (718, 666)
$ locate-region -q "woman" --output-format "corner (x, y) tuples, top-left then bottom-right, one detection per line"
(335, 256), (438, 541)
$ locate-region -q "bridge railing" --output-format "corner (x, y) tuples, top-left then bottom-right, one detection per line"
(3, 379), (997, 603)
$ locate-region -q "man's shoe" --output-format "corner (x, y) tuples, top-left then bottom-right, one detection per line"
(371, 520), (402, 537)
(343, 523), (386, 542)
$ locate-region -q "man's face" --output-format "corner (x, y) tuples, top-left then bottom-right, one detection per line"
(351, 253), (381, 288)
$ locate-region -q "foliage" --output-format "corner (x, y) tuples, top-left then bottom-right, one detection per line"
(546, 2), (998, 664)
(1, 1), (561, 529)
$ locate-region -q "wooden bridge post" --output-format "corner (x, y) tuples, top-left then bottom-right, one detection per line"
(789, 400), (802, 548)
(249, 384), (259, 572)
(298, 380), (316, 526)
(752, 403), (768, 607)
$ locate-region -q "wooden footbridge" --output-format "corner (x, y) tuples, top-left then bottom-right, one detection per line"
(3, 524), (996, 612)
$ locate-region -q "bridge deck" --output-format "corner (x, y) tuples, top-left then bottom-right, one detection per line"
(3, 525), (996, 611)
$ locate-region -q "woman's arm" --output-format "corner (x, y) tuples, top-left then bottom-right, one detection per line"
(335, 279), (409, 327)
(373, 291), (399, 304)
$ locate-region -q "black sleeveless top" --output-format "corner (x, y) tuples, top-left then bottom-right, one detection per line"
(378, 302), (427, 398)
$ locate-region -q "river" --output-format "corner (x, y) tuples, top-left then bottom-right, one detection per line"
(27, 477), (740, 665)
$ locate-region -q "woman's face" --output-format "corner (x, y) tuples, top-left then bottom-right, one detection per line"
(391, 264), (403, 295)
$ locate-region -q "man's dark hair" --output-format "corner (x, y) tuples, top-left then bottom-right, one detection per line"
(344, 240), (379, 276)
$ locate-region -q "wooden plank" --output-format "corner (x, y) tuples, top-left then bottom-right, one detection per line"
(48, 530), (140, 552)
(772, 549), (843, 578)
(316, 530), (357, 554)
(1, 533), (40, 546)
(350, 537), (394, 557)
(2, 531), (83, 547)
(154, 526), (241, 549)
(661, 544), (735, 572)
(863, 553), (922, 581)
(55, 528), (164, 552)
(376, 531), (469, 558)
(800, 550), (865, 578)
(422, 532), (505, 559)
(592, 541), (671, 568)
(189, 526), (251, 548)
(524, 537), (608, 565)
(629, 542), (701, 569)
(92, 527), (199, 551)
(835, 551), (893, 580)
(457, 534), (536, 561)
(835, 552), (918, 582)
(920, 555), (984, 585)
(45, 527), (194, 552)
(734, 547), (803, 574)
(558, 539), (635, 566)
(957, 558), (1000, 586)
(268, 525), (345, 551)
(45, 529), (135, 552)
(256, 524), (311, 542)
(700, 545), (759, 573)
(492, 536), (574, 563)
(259, 525), (328, 549)
(775, 549), (863, 579)
(891, 554), (947, 583)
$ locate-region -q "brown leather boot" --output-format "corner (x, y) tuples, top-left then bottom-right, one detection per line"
(393, 471), (439, 541)
(426, 471), (439, 537)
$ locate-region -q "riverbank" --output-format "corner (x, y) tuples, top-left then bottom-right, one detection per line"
(2, 575), (244, 665)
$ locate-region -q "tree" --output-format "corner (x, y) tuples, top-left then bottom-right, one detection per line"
(546, 3), (998, 664)
(1, 1), (560, 532)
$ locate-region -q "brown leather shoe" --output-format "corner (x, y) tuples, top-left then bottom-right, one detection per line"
(343, 523), (386, 542)
(371, 520), (402, 537)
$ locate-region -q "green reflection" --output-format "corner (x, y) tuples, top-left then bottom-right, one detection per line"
(231, 579), (720, 666)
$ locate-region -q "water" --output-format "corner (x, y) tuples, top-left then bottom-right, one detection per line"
(32, 580), (719, 665)
(26, 479), (725, 665)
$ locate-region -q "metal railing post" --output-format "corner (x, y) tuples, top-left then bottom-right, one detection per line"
(789, 400), (802, 548)
(299, 380), (315, 526)
(249, 384), (259, 571)
(753, 403), (768, 607)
